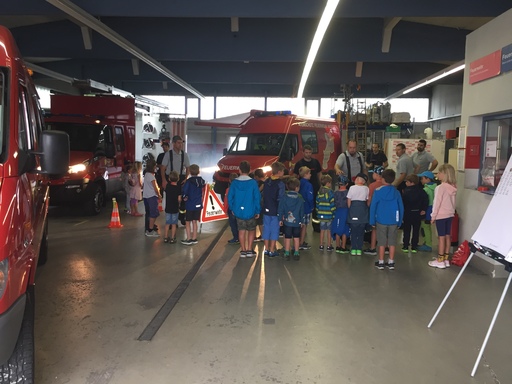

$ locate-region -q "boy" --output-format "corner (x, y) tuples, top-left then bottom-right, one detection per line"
(369, 169), (404, 270)
(347, 173), (370, 256)
(332, 175), (350, 253)
(364, 166), (385, 255)
(164, 171), (182, 243)
(262, 162), (286, 257)
(181, 164), (205, 245)
(224, 173), (239, 244)
(278, 177), (305, 261)
(402, 174), (429, 253)
(228, 161), (261, 258)
(143, 159), (162, 237)
(417, 171), (437, 252)
(316, 175), (335, 251)
(254, 168), (266, 241)
(298, 166), (314, 250)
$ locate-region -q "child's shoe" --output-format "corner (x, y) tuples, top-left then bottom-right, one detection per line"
(428, 257), (446, 269)
(336, 246), (342, 253)
(319, 245), (324, 251)
(401, 246), (409, 252)
(181, 239), (192, 245)
(444, 255), (450, 268)
(411, 248), (418, 254)
(246, 250), (257, 258)
(283, 251), (291, 261)
(190, 239), (198, 244)
(356, 250), (362, 256)
(364, 248), (377, 255)
(228, 238), (240, 244)
(375, 261), (384, 270)
(170, 237), (176, 244)
(385, 247), (390, 254)
(326, 246), (334, 252)
(269, 251), (280, 258)
(164, 237), (170, 243)
(386, 261), (395, 270)
(293, 251), (300, 261)
(340, 247), (349, 254)
(299, 242), (311, 250)
(418, 245), (432, 252)
(264, 250), (270, 256)
(350, 249), (357, 256)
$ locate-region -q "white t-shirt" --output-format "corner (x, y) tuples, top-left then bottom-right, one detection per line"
(347, 185), (369, 202)
(143, 172), (158, 198)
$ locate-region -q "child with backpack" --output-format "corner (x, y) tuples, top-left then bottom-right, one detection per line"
(278, 177), (305, 261)
(332, 175), (350, 253)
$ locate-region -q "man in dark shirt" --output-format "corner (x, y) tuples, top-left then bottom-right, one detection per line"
(156, 141), (170, 195)
(365, 143), (388, 182)
(293, 145), (322, 195)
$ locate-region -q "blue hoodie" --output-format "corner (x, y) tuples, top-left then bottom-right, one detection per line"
(228, 175), (261, 220)
(299, 178), (314, 214)
(278, 191), (305, 228)
(182, 176), (206, 211)
(369, 184), (404, 226)
(262, 177), (285, 216)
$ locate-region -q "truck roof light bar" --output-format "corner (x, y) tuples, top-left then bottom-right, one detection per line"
(252, 110), (292, 117)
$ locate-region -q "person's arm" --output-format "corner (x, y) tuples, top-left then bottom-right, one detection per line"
(398, 192), (404, 224)
(383, 161), (389, 168)
(429, 159), (439, 172)
(182, 167), (190, 186)
(151, 179), (161, 199)
(335, 154), (344, 175)
(430, 186), (443, 223)
(382, 153), (388, 169)
(254, 184), (261, 219)
(369, 193), (377, 226)
(347, 198), (351, 208)
(394, 173), (406, 188)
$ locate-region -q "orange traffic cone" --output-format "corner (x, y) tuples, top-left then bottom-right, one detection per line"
(158, 199), (164, 212)
(107, 198), (123, 228)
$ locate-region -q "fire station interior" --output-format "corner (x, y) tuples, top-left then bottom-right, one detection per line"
(3, 2), (512, 383)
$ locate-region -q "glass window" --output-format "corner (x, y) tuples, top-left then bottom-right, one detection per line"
(228, 133), (285, 156)
(480, 116), (512, 189)
(300, 130), (319, 153)
(216, 97), (265, 118)
(114, 126), (125, 152)
(47, 122), (103, 153)
(18, 86), (32, 150)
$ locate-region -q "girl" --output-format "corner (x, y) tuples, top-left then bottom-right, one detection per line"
(143, 159), (162, 237)
(121, 163), (132, 213)
(129, 161), (143, 216)
(428, 164), (457, 269)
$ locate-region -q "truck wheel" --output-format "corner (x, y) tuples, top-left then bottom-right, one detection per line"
(37, 221), (48, 266)
(84, 184), (104, 216)
(0, 286), (35, 384)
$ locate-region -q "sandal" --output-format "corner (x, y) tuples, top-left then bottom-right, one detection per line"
(164, 237), (170, 243)
(170, 238), (176, 244)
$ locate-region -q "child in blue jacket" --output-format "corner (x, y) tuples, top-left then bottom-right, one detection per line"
(332, 175), (350, 253)
(298, 166), (314, 250)
(369, 169), (404, 270)
(181, 164), (205, 245)
(278, 177), (304, 261)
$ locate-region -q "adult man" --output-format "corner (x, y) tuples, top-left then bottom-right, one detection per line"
(161, 135), (190, 189)
(393, 143), (414, 192)
(156, 141), (170, 195)
(335, 139), (367, 182)
(365, 143), (388, 182)
(412, 139), (438, 174)
(293, 145), (322, 195)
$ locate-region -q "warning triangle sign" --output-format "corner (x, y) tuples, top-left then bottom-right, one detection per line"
(200, 184), (228, 223)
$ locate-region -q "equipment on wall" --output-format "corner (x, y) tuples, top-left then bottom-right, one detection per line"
(143, 123), (154, 133)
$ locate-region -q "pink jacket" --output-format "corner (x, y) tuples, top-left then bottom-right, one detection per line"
(431, 183), (457, 221)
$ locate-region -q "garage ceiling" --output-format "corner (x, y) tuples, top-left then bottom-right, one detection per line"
(0, 1), (508, 99)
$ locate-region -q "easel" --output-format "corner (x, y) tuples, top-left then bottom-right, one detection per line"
(428, 241), (512, 377)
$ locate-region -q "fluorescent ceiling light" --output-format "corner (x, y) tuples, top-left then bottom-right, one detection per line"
(297, 0), (340, 99)
(46, 0), (205, 99)
(403, 63), (465, 94)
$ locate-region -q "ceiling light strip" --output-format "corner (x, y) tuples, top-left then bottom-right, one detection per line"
(46, 0), (205, 99)
(297, 0), (340, 99)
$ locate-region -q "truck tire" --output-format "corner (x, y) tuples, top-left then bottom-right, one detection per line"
(37, 221), (48, 266)
(84, 184), (104, 216)
(0, 286), (35, 384)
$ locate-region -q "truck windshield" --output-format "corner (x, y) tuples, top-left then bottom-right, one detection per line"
(228, 133), (286, 156)
(0, 69), (6, 161)
(47, 122), (103, 152)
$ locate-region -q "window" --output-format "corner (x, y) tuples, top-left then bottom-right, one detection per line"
(300, 130), (319, 153)
(47, 122), (103, 152)
(115, 126), (125, 152)
(480, 115), (512, 189)
(282, 134), (299, 159)
(18, 85), (34, 151)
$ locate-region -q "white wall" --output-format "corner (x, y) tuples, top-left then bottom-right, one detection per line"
(459, 8), (512, 244)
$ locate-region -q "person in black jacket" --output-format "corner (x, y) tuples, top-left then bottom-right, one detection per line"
(401, 174), (429, 253)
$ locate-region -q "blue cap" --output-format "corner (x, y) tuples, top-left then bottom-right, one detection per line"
(338, 175), (349, 185)
(418, 171), (434, 180)
(374, 166), (385, 175)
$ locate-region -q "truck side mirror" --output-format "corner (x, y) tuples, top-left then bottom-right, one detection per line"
(37, 130), (70, 178)
(105, 143), (116, 159)
(223, 148), (227, 156)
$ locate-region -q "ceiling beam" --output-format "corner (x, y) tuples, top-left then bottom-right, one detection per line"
(382, 17), (401, 53)
(131, 58), (139, 75)
(46, 0), (205, 99)
(80, 25), (92, 50)
(355, 62), (363, 77)
(231, 17), (239, 32)
(25, 61), (76, 83)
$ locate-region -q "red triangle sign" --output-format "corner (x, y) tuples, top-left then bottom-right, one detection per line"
(200, 184), (228, 223)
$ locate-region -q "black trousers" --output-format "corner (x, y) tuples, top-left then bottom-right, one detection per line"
(403, 212), (421, 249)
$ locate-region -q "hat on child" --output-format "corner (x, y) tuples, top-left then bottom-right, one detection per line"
(355, 173), (368, 182)
(418, 171), (435, 180)
(338, 175), (349, 185)
(374, 166), (385, 175)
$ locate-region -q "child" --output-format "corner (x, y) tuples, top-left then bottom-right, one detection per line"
(262, 162), (286, 257)
(224, 173), (239, 244)
(254, 168), (266, 241)
(164, 171), (182, 243)
(316, 174), (335, 251)
(428, 164), (457, 269)
(417, 171), (437, 252)
(347, 173), (369, 256)
(331, 175), (350, 253)
(181, 164), (206, 245)
(402, 174), (429, 253)
(369, 169), (404, 270)
(228, 161), (261, 258)
(278, 177), (305, 261)
(121, 163), (132, 213)
(298, 166), (314, 250)
(129, 161), (143, 216)
(364, 166), (385, 255)
(143, 159), (162, 237)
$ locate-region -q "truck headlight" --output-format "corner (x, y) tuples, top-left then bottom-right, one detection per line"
(0, 258), (8, 300)
(69, 164), (86, 173)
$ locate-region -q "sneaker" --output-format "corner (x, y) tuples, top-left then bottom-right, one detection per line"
(190, 239), (198, 244)
(326, 246), (334, 252)
(246, 250), (257, 258)
(299, 243), (311, 250)
(293, 252), (300, 261)
(428, 259), (446, 269)
(264, 250), (270, 256)
(340, 248), (349, 254)
(146, 230), (159, 238)
(444, 259), (451, 268)
(386, 262), (395, 270)
(350, 250), (357, 256)
(411, 248), (418, 254)
(181, 239), (192, 245)
(153, 224), (158, 231)
(356, 250), (362, 256)
(418, 245), (432, 252)
(364, 248), (377, 255)
(401, 247), (409, 252)
(319, 245), (324, 251)
(283, 252), (291, 261)
(269, 251), (280, 258)
(228, 238), (240, 244)
(240, 251), (247, 258)
(385, 247), (390, 254)
(336, 246), (342, 253)
(375, 261), (385, 270)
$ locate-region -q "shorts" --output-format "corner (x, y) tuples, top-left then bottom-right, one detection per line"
(283, 225), (301, 239)
(435, 217), (453, 237)
(376, 223), (397, 247)
(144, 196), (160, 219)
(320, 221), (332, 231)
(302, 213), (311, 226)
(262, 215), (280, 241)
(186, 210), (201, 222)
(166, 212), (179, 225)
(236, 216), (257, 231)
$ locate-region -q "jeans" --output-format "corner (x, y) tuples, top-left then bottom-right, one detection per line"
(144, 199), (150, 231)
(350, 223), (366, 251)
(228, 210), (238, 240)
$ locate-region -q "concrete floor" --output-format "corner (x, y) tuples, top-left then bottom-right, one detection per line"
(35, 198), (512, 384)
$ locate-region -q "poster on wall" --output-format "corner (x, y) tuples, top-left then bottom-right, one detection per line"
(502, 43), (512, 73)
(469, 50), (502, 84)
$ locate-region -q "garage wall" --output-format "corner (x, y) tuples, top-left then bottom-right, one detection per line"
(458, 8), (512, 244)
(429, 85), (462, 135)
